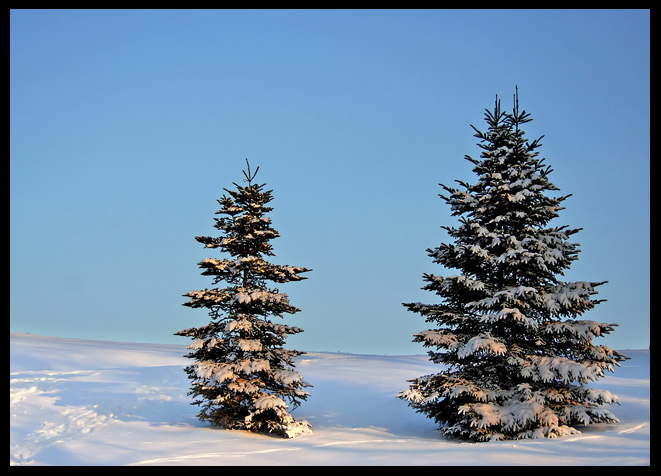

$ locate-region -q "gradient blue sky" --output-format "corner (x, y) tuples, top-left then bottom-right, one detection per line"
(10, 9), (649, 353)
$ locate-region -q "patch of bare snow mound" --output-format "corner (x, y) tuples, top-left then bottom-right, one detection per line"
(10, 333), (649, 465)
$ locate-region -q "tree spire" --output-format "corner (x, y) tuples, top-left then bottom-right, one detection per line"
(242, 158), (259, 185)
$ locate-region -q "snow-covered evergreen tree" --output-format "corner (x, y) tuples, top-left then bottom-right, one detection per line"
(176, 160), (312, 438)
(398, 90), (628, 441)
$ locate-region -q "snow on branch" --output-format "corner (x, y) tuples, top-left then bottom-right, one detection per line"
(457, 334), (507, 359)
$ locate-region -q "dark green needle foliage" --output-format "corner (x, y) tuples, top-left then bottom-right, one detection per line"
(398, 89), (628, 441)
(176, 160), (312, 438)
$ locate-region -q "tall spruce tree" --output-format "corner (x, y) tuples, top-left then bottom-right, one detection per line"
(398, 89), (628, 441)
(176, 160), (312, 438)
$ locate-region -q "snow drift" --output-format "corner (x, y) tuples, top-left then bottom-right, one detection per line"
(10, 332), (649, 465)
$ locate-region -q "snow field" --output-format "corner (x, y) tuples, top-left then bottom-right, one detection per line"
(10, 332), (649, 465)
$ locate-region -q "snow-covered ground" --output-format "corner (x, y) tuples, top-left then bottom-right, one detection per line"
(10, 332), (649, 466)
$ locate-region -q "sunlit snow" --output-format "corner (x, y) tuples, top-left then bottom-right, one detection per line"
(10, 332), (649, 466)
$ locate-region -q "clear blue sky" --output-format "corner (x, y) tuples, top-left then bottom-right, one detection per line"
(10, 9), (649, 354)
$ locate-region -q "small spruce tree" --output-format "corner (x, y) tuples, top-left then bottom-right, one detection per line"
(176, 160), (312, 438)
(398, 89), (628, 441)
